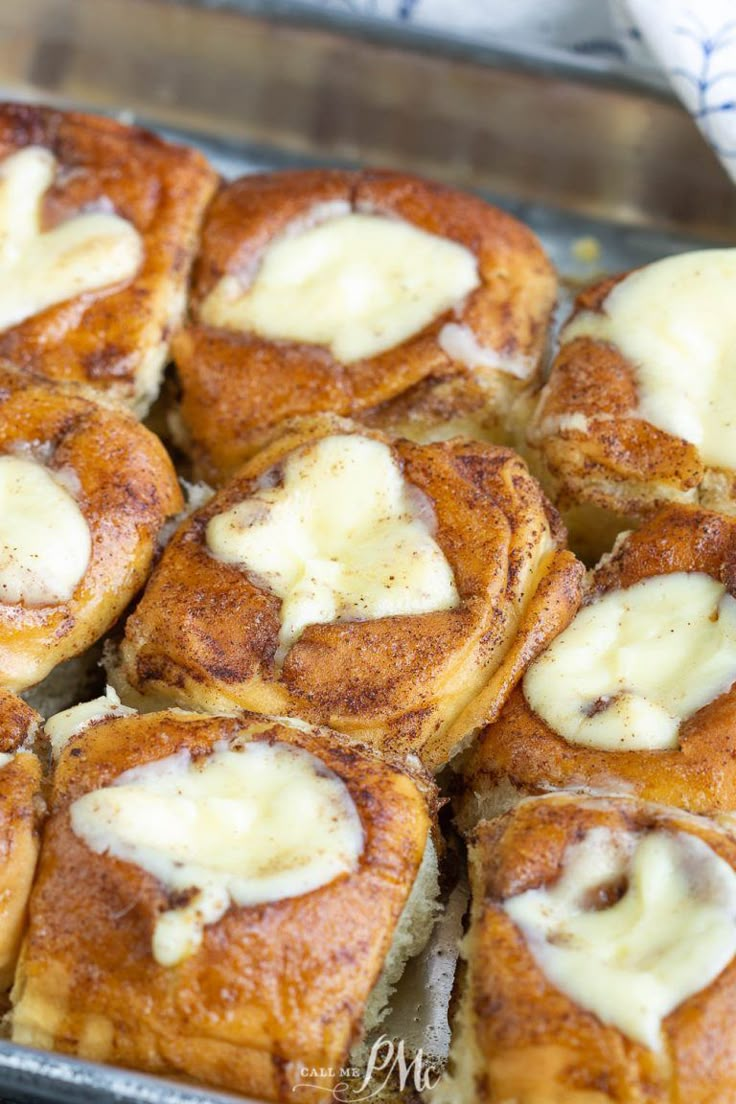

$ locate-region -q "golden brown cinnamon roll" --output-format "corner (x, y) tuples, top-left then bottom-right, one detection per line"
(437, 794), (736, 1104)
(0, 690), (43, 991)
(459, 505), (736, 827)
(12, 709), (437, 1102)
(172, 169), (556, 483)
(114, 417), (582, 771)
(529, 250), (736, 557)
(0, 366), (183, 693)
(0, 103), (217, 414)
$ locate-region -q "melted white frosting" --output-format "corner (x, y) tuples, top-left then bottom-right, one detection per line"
(562, 249), (736, 471)
(206, 434), (459, 661)
(200, 211), (479, 361)
(438, 322), (534, 379)
(0, 147), (142, 331)
(504, 826), (736, 1050)
(0, 455), (91, 606)
(70, 739), (364, 966)
(523, 572), (736, 751)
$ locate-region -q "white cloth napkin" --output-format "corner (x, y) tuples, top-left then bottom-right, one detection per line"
(617, 0), (736, 182)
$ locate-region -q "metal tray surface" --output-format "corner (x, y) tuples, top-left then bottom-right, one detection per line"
(0, 2), (732, 1102)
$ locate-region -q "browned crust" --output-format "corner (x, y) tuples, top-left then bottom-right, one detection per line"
(0, 689), (40, 754)
(118, 416), (582, 771)
(12, 710), (431, 1101)
(462, 794), (736, 1103)
(0, 366), (183, 691)
(529, 269), (736, 520)
(173, 169), (556, 483)
(0, 103), (218, 409)
(0, 692), (43, 991)
(460, 506), (736, 818)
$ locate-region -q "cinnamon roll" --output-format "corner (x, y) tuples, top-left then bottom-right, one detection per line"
(529, 250), (736, 557)
(12, 709), (437, 1102)
(437, 794), (736, 1104)
(113, 417), (582, 770)
(0, 102), (217, 414)
(459, 505), (736, 827)
(172, 169), (556, 483)
(0, 366), (182, 693)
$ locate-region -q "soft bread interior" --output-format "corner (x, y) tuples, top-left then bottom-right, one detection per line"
(22, 645), (104, 720)
(429, 930), (481, 1104)
(455, 778), (528, 836)
(358, 837), (440, 1046)
(456, 778), (639, 837)
(431, 843), (487, 1104)
(103, 641), (181, 714)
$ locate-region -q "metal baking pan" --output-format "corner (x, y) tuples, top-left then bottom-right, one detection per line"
(0, 2), (733, 1101)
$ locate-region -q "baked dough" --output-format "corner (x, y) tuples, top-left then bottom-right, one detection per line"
(114, 417), (582, 770)
(172, 169), (556, 483)
(0, 366), (182, 692)
(0, 690), (43, 991)
(12, 709), (435, 1102)
(437, 794), (736, 1104)
(0, 102), (217, 414)
(458, 505), (736, 827)
(529, 254), (736, 557)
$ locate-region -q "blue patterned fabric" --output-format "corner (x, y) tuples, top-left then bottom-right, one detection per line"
(625, 0), (736, 180)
